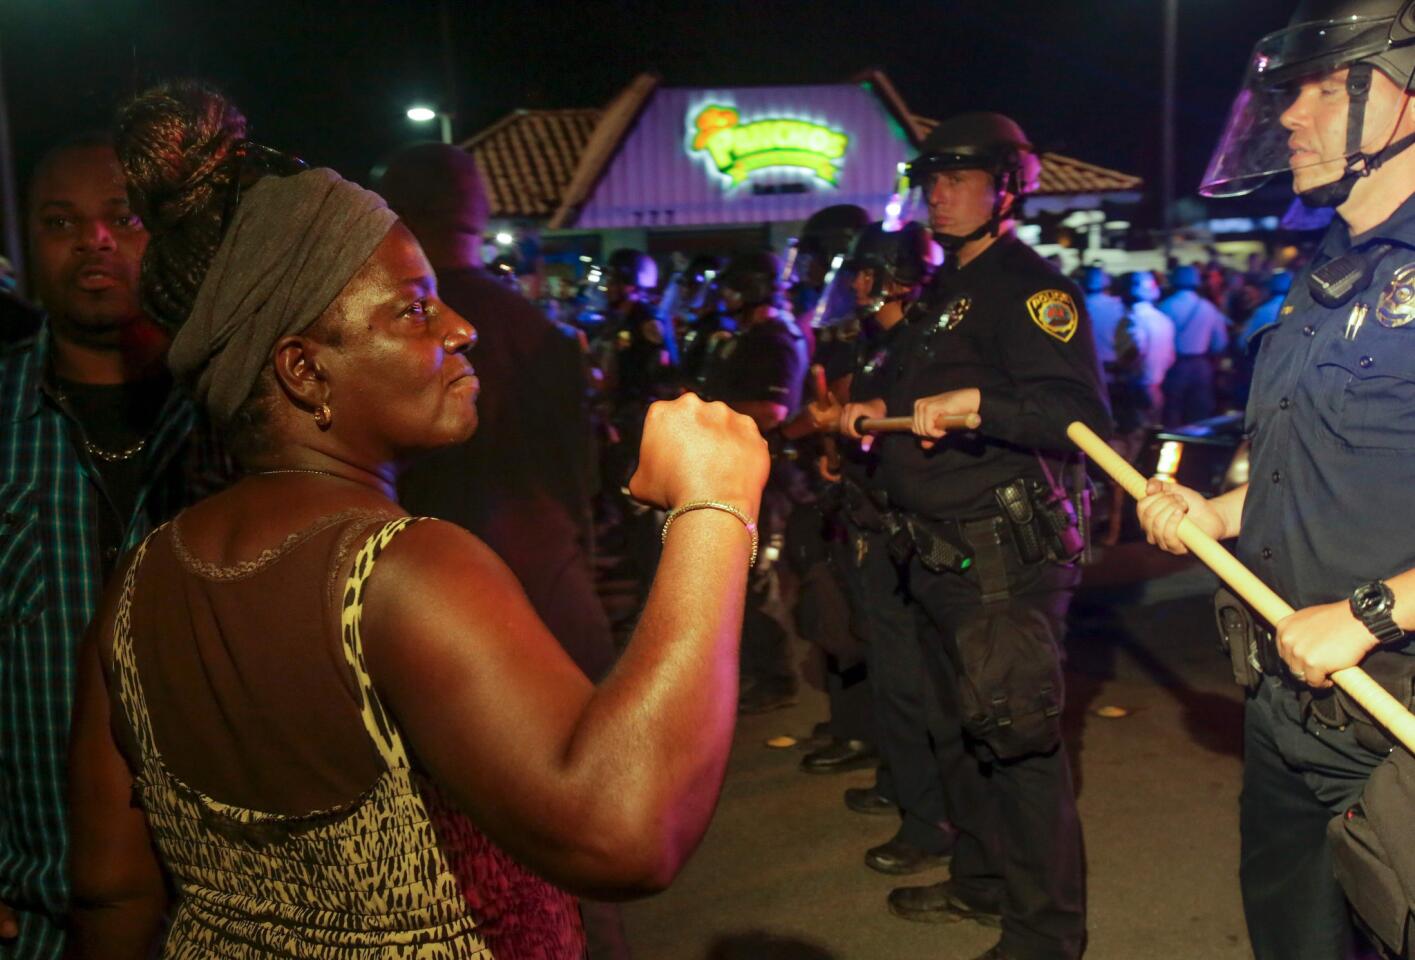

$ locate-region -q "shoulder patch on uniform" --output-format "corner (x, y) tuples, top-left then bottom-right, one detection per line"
(1377, 261), (1415, 328)
(1026, 290), (1079, 343)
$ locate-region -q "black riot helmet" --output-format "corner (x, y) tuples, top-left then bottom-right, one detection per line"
(845, 221), (937, 309)
(904, 112), (1043, 250)
(718, 250), (783, 315)
(605, 248), (659, 290)
(796, 204), (871, 262)
(682, 254), (721, 286)
(1201, 0), (1415, 203)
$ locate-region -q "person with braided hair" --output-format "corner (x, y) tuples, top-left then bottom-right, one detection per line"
(0, 132), (230, 959)
(64, 81), (769, 959)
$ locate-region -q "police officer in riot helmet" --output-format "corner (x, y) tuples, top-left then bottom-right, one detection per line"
(596, 248), (676, 405)
(1139, 3), (1415, 958)
(698, 250), (809, 713)
(848, 221), (937, 317)
(839, 112), (1110, 960)
(792, 204), (872, 351)
(703, 250), (808, 435)
(676, 254), (730, 385)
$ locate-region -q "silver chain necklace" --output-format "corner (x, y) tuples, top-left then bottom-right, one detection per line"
(52, 383), (151, 464)
(252, 468), (354, 480)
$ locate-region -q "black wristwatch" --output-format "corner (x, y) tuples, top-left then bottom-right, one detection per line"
(1349, 580), (1406, 646)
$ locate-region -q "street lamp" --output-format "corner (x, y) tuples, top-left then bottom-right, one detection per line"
(406, 104), (452, 145)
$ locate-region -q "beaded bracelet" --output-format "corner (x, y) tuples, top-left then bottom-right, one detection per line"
(659, 500), (759, 567)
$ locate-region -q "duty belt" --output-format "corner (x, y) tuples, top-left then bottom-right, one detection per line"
(837, 478), (975, 576)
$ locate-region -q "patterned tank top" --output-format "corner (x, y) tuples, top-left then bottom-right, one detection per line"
(111, 517), (586, 958)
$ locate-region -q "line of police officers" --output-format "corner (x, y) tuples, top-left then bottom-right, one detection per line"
(590, 4), (1415, 952)
(584, 109), (1112, 958)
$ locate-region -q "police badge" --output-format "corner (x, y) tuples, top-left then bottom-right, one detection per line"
(1026, 290), (1079, 343)
(1376, 262), (1415, 328)
(945, 296), (971, 331)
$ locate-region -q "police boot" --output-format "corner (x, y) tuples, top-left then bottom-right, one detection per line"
(800, 738), (877, 774)
(864, 837), (951, 875)
(843, 785), (897, 816)
(887, 880), (1002, 926)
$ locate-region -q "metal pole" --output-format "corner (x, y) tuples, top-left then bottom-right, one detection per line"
(0, 43), (25, 296)
(438, 0), (457, 144)
(1162, 0), (1178, 260)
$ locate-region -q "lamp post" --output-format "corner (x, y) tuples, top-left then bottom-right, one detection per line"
(407, 105), (453, 145)
(1161, 0), (1178, 258)
(0, 43), (23, 295)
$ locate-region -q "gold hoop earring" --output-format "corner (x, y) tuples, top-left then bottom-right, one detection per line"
(314, 403), (333, 430)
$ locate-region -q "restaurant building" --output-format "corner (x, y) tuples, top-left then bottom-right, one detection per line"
(461, 72), (1144, 274)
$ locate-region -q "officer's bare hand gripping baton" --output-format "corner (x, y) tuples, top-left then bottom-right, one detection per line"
(1066, 420), (1415, 754)
(855, 413), (982, 434)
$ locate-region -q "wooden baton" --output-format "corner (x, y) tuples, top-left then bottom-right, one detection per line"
(1066, 420), (1415, 754)
(855, 413), (982, 435)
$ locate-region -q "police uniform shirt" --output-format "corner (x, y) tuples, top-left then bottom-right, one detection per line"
(813, 313), (867, 384)
(680, 311), (735, 385)
(874, 233), (1112, 518)
(602, 300), (672, 403)
(1241, 190), (1415, 616)
(699, 312), (808, 413)
(838, 316), (909, 484)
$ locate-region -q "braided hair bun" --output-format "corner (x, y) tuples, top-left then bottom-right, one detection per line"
(115, 81), (247, 332)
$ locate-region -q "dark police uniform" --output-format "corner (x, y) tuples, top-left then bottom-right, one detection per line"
(680, 310), (735, 390)
(699, 310), (809, 700)
(1231, 192), (1415, 960)
(831, 312), (956, 851)
(596, 299), (675, 411)
(870, 232), (1110, 960)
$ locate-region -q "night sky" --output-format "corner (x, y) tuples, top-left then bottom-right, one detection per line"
(3, 0), (1296, 218)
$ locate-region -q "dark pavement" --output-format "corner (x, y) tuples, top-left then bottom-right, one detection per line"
(615, 547), (1256, 959)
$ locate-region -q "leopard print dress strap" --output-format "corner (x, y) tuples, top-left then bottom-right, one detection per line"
(340, 516), (423, 770)
(110, 529), (163, 770)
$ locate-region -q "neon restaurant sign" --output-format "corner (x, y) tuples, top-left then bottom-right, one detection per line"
(688, 104), (850, 187)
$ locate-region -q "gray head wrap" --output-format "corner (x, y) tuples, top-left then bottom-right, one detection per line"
(167, 167), (399, 422)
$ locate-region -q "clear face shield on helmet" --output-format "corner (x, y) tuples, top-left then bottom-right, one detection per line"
(1200, 14), (1415, 197)
(808, 253), (859, 328)
(781, 236), (857, 328)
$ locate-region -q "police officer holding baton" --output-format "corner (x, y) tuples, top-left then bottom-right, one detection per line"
(840, 114), (1110, 960)
(1138, 3), (1415, 957)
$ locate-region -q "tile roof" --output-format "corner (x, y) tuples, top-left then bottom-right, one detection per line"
(461, 108), (601, 218)
(909, 115), (1143, 197)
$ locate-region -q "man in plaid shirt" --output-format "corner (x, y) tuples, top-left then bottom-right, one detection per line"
(0, 136), (228, 958)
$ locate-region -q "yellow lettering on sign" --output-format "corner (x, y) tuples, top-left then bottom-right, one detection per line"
(690, 105), (850, 186)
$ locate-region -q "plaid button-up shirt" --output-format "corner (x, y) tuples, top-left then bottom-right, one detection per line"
(0, 327), (228, 959)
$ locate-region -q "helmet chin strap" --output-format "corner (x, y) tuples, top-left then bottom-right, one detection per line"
(934, 181), (1018, 251)
(1300, 63), (1415, 208)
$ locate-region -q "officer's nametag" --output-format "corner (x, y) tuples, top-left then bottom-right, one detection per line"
(1377, 261), (1415, 328)
(1026, 290), (1079, 343)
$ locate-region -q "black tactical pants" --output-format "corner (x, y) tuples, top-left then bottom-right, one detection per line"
(854, 529), (953, 852)
(819, 533), (877, 742)
(903, 536), (1086, 960)
(1240, 677), (1383, 960)
(740, 486), (796, 689)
